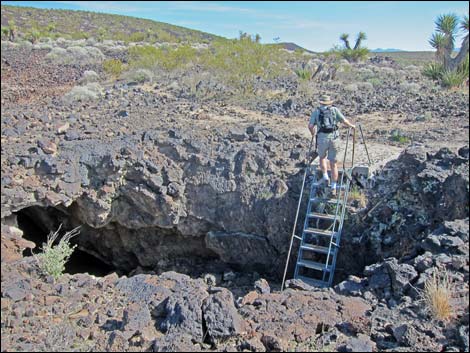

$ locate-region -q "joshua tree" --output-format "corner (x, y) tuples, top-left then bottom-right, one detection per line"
(429, 13), (469, 71)
(353, 31), (367, 50)
(337, 31), (369, 62)
(254, 33), (261, 43)
(340, 33), (351, 49)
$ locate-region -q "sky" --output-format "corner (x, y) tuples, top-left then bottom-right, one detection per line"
(1, 1), (469, 51)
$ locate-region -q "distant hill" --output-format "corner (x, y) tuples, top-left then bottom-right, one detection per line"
(275, 42), (316, 54)
(1, 4), (222, 43)
(371, 48), (407, 53)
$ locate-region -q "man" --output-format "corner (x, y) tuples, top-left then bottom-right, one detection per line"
(308, 94), (356, 195)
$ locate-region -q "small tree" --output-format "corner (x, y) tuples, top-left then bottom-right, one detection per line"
(8, 20), (16, 42)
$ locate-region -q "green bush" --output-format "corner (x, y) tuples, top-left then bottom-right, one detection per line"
(35, 225), (80, 280)
(200, 37), (286, 94)
(441, 69), (467, 88)
(294, 68), (312, 81)
(128, 44), (197, 70)
(128, 31), (146, 42)
(422, 62), (444, 81)
(103, 58), (124, 77)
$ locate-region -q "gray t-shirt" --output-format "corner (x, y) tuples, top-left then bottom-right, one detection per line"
(309, 105), (346, 138)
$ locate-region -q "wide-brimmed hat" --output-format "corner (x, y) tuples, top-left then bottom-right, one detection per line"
(319, 94), (334, 105)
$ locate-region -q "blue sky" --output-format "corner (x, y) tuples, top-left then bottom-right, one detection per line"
(2, 1), (469, 51)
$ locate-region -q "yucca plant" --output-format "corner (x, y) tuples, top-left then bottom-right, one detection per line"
(294, 68), (312, 81)
(430, 13), (469, 72)
(441, 69), (467, 88)
(422, 62), (444, 81)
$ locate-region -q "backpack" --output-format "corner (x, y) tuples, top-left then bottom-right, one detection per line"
(317, 106), (338, 133)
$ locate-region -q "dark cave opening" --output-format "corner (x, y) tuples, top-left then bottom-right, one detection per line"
(16, 207), (115, 277)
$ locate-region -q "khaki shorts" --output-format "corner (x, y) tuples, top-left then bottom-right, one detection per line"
(317, 133), (342, 162)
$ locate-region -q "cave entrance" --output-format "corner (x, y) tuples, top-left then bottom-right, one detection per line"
(16, 206), (115, 277)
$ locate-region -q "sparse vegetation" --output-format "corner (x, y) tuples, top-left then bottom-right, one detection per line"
(348, 185), (367, 208)
(420, 268), (453, 321)
(35, 225), (80, 280)
(102, 58), (125, 78)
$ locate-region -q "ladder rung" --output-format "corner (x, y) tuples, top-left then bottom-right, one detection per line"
(307, 212), (336, 221)
(297, 259), (331, 272)
(310, 197), (343, 204)
(303, 228), (336, 237)
(300, 244), (332, 254)
(295, 275), (328, 288)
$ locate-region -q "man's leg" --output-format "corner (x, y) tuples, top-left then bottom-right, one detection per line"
(319, 157), (329, 183)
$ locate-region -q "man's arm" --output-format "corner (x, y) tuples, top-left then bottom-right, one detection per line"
(343, 118), (356, 129)
(308, 123), (317, 136)
(336, 108), (355, 129)
(308, 109), (318, 136)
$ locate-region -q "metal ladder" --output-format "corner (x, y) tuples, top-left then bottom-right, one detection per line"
(281, 127), (359, 290)
(293, 165), (352, 287)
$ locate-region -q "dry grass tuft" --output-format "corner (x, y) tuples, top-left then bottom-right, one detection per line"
(422, 268), (453, 321)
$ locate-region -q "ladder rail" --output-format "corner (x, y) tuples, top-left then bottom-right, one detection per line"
(294, 171), (317, 279)
(281, 167), (309, 291)
(322, 128), (351, 282)
(328, 176), (351, 286)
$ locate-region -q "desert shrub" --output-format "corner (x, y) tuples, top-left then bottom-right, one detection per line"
(35, 225), (79, 280)
(367, 77), (382, 86)
(18, 40), (33, 51)
(1, 26), (9, 40)
(390, 129), (410, 143)
(129, 31), (146, 42)
(33, 43), (53, 50)
(80, 70), (100, 84)
(200, 37), (286, 94)
(63, 82), (103, 103)
(344, 83), (358, 92)
(45, 47), (67, 61)
(129, 44), (197, 70)
(125, 68), (154, 83)
(421, 268), (452, 321)
(357, 82), (374, 91)
(103, 58), (124, 78)
(46, 46), (104, 65)
(401, 82), (420, 93)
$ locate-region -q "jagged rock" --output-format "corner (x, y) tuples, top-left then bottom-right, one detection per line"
(121, 302), (152, 338)
(340, 334), (376, 352)
(384, 258), (418, 297)
(202, 288), (245, 339)
(254, 278), (270, 294)
(393, 323), (417, 347)
(334, 275), (366, 296)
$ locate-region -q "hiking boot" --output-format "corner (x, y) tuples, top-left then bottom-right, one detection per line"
(330, 186), (337, 197)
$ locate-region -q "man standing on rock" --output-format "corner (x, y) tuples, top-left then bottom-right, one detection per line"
(308, 94), (356, 195)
